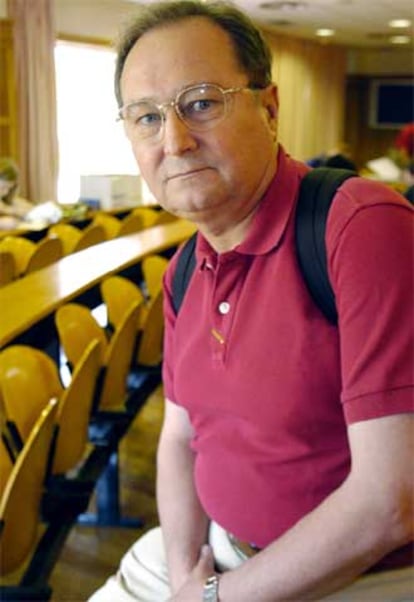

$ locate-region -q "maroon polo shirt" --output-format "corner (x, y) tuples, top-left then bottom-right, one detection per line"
(162, 147), (413, 560)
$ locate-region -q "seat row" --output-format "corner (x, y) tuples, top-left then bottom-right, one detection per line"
(0, 206), (176, 286)
(0, 253), (169, 600)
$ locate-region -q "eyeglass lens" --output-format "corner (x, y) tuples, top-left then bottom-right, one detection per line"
(121, 84), (231, 139)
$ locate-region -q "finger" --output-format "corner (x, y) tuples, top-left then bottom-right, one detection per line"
(198, 544), (215, 570)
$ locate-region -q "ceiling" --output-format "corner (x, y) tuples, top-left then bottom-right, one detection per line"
(127, 0), (414, 48)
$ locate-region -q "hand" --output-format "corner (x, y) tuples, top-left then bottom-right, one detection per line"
(169, 544), (217, 601)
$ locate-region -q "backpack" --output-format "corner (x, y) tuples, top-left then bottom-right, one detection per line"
(172, 167), (357, 325)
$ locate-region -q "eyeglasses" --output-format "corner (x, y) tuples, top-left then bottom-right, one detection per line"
(118, 83), (256, 141)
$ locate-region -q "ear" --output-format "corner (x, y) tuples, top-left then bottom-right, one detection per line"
(261, 84), (278, 133)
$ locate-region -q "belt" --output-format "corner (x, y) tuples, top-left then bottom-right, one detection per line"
(227, 532), (261, 559)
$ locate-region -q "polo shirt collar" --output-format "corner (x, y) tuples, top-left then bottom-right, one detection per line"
(196, 146), (304, 262)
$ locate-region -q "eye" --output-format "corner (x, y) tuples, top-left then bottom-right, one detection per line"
(125, 103), (162, 128)
(180, 95), (224, 122)
(188, 98), (216, 114)
(137, 112), (162, 127)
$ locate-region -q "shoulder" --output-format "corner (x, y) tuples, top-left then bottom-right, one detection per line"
(327, 177), (413, 245)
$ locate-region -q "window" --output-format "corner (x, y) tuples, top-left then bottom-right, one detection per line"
(55, 40), (137, 203)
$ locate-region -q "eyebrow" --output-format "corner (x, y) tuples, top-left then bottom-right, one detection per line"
(122, 80), (228, 108)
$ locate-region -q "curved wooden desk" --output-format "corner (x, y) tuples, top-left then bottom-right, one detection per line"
(0, 219), (195, 349)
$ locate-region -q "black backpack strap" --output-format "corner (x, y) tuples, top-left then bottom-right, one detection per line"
(172, 232), (197, 314)
(295, 167), (357, 324)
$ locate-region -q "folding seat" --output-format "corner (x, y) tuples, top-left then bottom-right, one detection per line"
(136, 287), (165, 368)
(55, 301), (140, 414)
(0, 399), (58, 577)
(0, 251), (16, 286)
(25, 236), (63, 274)
(117, 212), (144, 236)
(0, 346), (62, 447)
(48, 222), (106, 255)
(73, 223), (106, 252)
(0, 235), (64, 277)
(0, 341), (101, 480)
(141, 254), (169, 301)
(0, 438), (13, 494)
(100, 274), (145, 332)
(153, 209), (177, 225)
(54, 300), (159, 527)
(130, 207), (159, 228)
(0, 236), (36, 276)
(48, 223), (82, 255)
(50, 340), (101, 476)
(101, 273), (165, 368)
(92, 213), (121, 239)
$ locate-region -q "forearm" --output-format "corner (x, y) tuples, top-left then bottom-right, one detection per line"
(219, 473), (412, 601)
(156, 429), (209, 593)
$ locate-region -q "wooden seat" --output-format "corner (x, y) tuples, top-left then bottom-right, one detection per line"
(55, 303), (107, 369)
(130, 207), (159, 228)
(154, 210), (177, 225)
(0, 236), (63, 277)
(0, 398), (58, 576)
(0, 346), (62, 445)
(48, 223), (82, 255)
(73, 223), (106, 252)
(55, 301), (140, 412)
(100, 275), (145, 332)
(141, 254), (169, 301)
(117, 213), (144, 236)
(0, 251), (16, 286)
(25, 237), (63, 274)
(0, 236), (36, 276)
(0, 341), (101, 478)
(48, 223), (106, 255)
(99, 303), (141, 411)
(100, 272), (165, 365)
(136, 288), (165, 367)
(0, 438), (13, 494)
(51, 339), (101, 476)
(55, 302), (146, 528)
(92, 213), (121, 239)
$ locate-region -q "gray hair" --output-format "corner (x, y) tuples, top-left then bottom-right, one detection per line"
(115, 0), (273, 107)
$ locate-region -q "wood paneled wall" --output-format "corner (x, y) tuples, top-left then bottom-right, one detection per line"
(265, 32), (347, 162)
(0, 19), (18, 160)
(345, 76), (404, 169)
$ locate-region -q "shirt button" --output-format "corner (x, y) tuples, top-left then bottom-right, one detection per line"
(218, 301), (230, 315)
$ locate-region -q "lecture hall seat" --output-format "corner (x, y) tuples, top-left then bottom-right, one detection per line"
(0, 398), (58, 576)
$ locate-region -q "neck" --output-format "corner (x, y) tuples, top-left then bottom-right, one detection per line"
(196, 205), (257, 252)
(194, 154), (278, 253)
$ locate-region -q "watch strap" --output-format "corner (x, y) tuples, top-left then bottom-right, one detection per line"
(202, 573), (220, 602)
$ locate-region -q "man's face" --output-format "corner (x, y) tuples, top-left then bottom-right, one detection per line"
(120, 17), (278, 224)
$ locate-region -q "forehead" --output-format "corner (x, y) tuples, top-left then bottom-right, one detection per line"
(121, 17), (246, 102)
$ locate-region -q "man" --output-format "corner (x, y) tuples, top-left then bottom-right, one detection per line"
(90, 2), (413, 600)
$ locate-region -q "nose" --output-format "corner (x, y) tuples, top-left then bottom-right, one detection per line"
(162, 107), (198, 156)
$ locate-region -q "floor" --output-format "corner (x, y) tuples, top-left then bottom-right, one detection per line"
(49, 385), (164, 601)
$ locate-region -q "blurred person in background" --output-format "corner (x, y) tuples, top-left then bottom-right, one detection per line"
(0, 157), (33, 221)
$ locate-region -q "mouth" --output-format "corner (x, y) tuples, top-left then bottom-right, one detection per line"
(166, 167), (212, 182)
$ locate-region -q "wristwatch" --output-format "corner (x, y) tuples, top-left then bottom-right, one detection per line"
(202, 574), (220, 601)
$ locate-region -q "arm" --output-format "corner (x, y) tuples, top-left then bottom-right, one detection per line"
(156, 398), (210, 594)
(171, 413), (413, 601)
(217, 413), (413, 601)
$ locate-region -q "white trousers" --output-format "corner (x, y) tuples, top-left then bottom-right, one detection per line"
(88, 523), (414, 602)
